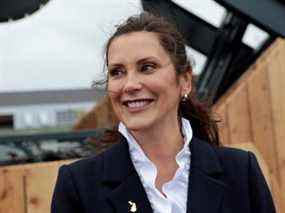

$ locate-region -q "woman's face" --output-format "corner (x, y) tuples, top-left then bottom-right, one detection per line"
(107, 31), (190, 132)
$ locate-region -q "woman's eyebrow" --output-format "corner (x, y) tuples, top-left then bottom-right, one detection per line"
(108, 56), (158, 68)
(107, 62), (124, 68)
(136, 57), (158, 64)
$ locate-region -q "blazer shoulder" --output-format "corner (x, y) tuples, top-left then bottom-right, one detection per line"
(193, 137), (251, 169)
(214, 146), (250, 162)
(52, 143), (126, 213)
(63, 142), (123, 179)
(214, 146), (275, 212)
(211, 145), (253, 175)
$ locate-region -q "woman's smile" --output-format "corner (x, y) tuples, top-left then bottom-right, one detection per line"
(122, 98), (155, 113)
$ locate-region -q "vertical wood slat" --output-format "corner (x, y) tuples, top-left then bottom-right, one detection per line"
(267, 42), (285, 200)
(271, 174), (285, 213)
(214, 104), (231, 145)
(226, 85), (253, 144)
(26, 162), (63, 213)
(0, 160), (73, 213)
(246, 64), (279, 178)
(0, 168), (25, 213)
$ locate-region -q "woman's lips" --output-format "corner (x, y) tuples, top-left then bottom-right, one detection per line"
(122, 99), (154, 112)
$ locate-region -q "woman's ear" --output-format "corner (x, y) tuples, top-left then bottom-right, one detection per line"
(179, 70), (192, 96)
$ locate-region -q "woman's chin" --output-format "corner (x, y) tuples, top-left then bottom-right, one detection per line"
(123, 117), (153, 132)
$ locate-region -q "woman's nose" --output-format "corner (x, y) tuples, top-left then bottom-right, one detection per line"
(123, 72), (142, 93)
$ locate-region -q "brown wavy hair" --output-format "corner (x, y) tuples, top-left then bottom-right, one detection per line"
(102, 12), (219, 146)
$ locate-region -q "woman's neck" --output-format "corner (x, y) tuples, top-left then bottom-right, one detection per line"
(130, 118), (184, 161)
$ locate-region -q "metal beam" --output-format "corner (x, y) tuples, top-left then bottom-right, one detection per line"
(215, 0), (285, 37)
(0, 0), (50, 22)
(141, 0), (218, 56)
(197, 13), (250, 102)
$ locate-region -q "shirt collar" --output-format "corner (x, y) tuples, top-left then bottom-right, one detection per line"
(180, 117), (193, 150)
(118, 117), (193, 162)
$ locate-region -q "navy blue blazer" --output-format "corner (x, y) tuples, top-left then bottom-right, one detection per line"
(51, 137), (276, 213)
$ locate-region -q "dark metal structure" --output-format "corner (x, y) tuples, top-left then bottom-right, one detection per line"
(0, 0), (50, 22)
(215, 0), (285, 37)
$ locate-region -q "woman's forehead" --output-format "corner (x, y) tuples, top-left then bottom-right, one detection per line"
(107, 31), (170, 65)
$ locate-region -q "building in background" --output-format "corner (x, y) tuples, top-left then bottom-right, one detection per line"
(0, 88), (104, 130)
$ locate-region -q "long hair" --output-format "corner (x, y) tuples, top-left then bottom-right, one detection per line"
(102, 12), (219, 146)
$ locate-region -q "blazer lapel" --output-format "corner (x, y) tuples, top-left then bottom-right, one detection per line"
(187, 138), (227, 213)
(102, 137), (153, 213)
(107, 172), (153, 213)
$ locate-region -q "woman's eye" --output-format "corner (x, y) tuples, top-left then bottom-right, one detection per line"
(140, 63), (156, 73)
(108, 68), (125, 78)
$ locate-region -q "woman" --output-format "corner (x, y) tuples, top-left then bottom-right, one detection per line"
(51, 13), (275, 213)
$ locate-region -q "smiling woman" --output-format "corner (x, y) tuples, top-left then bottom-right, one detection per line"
(51, 12), (276, 213)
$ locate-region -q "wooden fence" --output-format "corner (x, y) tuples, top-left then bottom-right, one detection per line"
(214, 38), (285, 212)
(0, 160), (73, 213)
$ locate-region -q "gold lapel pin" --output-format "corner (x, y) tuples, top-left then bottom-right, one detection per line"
(128, 200), (137, 212)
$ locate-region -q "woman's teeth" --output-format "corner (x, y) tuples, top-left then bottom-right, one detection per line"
(126, 100), (152, 108)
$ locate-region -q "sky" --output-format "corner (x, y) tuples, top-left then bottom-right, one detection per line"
(0, 0), (268, 93)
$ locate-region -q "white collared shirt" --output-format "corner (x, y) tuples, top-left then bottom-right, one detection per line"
(118, 118), (192, 213)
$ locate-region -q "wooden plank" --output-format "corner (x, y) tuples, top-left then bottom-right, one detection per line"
(271, 174), (285, 213)
(0, 168), (25, 213)
(0, 160), (74, 213)
(214, 104), (231, 145)
(0, 159), (74, 171)
(25, 161), (74, 213)
(267, 43), (285, 199)
(247, 65), (279, 179)
(226, 85), (253, 144)
(25, 164), (59, 213)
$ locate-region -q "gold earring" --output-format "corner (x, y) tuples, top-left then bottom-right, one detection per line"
(181, 93), (189, 102)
